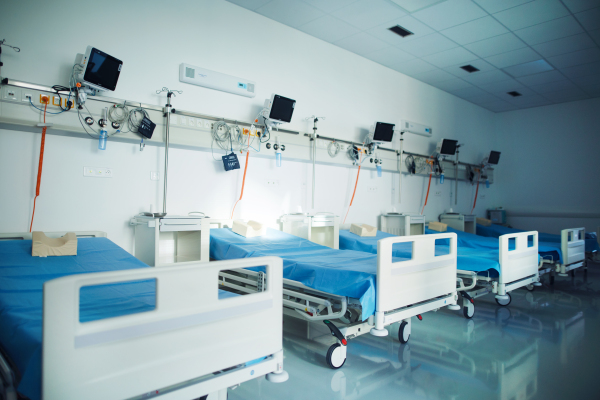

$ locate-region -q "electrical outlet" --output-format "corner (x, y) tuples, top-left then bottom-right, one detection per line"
(266, 180), (280, 186)
(179, 116), (187, 125)
(480, 194), (486, 199)
(204, 120), (212, 129)
(150, 171), (159, 181)
(188, 117), (196, 127)
(52, 96), (62, 107)
(83, 167), (113, 178)
(21, 92), (33, 103)
(368, 186), (377, 192)
(435, 191), (442, 197)
(3, 87), (19, 101)
(196, 119), (203, 128)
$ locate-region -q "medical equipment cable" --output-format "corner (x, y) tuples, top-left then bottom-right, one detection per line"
(29, 100), (48, 232)
(471, 168), (481, 214)
(343, 149), (363, 224)
(231, 131), (251, 219)
(327, 140), (340, 157)
(420, 159), (434, 216)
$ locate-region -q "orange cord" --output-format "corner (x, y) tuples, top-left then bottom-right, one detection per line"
(30, 101), (48, 232)
(343, 150), (363, 224)
(471, 169), (481, 214)
(230, 130), (251, 219)
(420, 159), (434, 215)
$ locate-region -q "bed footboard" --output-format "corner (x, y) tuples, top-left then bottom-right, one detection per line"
(498, 231), (539, 294)
(43, 256), (284, 400)
(561, 228), (585, 267)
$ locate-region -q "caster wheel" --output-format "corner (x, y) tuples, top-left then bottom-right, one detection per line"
(526, 284), (534, 291)
(495, 293), (511, 306)
(326, 343), (346, 369)
(463, 305), (474, 319)
(398, 321), (410, 344)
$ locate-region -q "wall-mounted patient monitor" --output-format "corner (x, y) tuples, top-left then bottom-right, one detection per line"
(435, 139), (458, 156)
(487, 150), (501, 165)
(372, 122), (395, 143)
(265, 94), (296, 124)
(75, 46), (123, 92)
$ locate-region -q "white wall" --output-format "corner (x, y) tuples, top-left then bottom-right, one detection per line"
(0, 0), (498, 252)
(493, 97), (600, 234)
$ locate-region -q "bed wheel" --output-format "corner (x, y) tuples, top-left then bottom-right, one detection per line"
(326, 343), (347, 369)
(526, 284), (534, 291)
(495, 293), (511, 306)
(398, 321), (410, 344)
(463, 305), (474, 319)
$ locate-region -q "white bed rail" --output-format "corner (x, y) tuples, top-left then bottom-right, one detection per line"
(561, 228), (585, 266)
(0, 231), (106, 240)
(373, 233), (457, 330)
(498, 231), (539, 292)
(42, 256), (284, 400)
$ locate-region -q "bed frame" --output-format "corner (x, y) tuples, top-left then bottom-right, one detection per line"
(0, 231), (287, 400)
(211, 220), (460, 369)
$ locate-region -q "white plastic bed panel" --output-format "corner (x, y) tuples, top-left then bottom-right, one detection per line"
(376, 233), (457, 313)
(561, 228), (585, 266)
(42, 256), (283, 400)
(498, 231), (539, 285)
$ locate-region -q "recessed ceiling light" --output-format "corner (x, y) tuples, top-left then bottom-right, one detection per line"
(389, 25), (414, 38)
(507, 91), (522, 97)
(460, 65), (479, 73)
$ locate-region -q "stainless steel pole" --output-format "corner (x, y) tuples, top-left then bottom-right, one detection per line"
(162, 95), (172, 216)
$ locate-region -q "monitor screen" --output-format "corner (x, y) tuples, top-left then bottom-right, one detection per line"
(83, 48), (123, 91)
(373, 122), (395, 142)
(439, 139), (458, 155)
(488, 151), (501, 165)
(268, 95), (296, 123)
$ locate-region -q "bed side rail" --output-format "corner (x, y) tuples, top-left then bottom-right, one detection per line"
(498, 231), (539, 285)
(561, 228), (585, 265)
(42, 256), (283, 400)
(376, 233), (457, 313)
(0, 231), (107, 240)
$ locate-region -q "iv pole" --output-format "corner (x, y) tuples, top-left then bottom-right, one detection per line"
(148, 87), (182, 218)
(454, 144), (461, 205)
(397, 131), (404, 203)
(309, 116), (325, 210)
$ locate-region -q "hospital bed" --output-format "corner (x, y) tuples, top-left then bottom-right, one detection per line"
(339, 227), (541, 317)
(209, 220), (460, 369)
(477, 223), (590, 278)
(0, 231), (287, 400)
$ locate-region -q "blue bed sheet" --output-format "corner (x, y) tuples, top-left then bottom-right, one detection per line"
(210, 228), (414, 322)
(477, 223), (600, 253)
(0, 238), (234, 400)
(339, 230), (500, 277)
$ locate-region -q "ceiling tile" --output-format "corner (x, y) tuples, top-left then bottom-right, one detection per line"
(485, 47), (540, 68)
(492, 0), (570, 31)
(255, 0), (324, 28)
(226, 0), (272, 11)
(589, 29), (600, 45)
(443, 59), (497, 77)
(561, 61), (600, 78)
(546, 47), (600, 69)
(514, 16), (584, 45)
(479, 79), (529, 94)
(571, 74), (600, 86)
(363, 46), (416, 67)
(473, 0), (534, 14)
(463, 92), (504, 104)
(391, 58), (438, 75)
(422, 47), (478, 68)
(301, 0), (361, 13)
(543, 87), (590, 102)
(451, 86), (489, 97)
(575, 8), (600, 31)
(331, 0), (407, 30)
(561, 0), (600, 13)
(464, 33), (527, 58)
(440, 17), (509, 45)
(532, 33), (598, 58)
(462, 69), (512, 85)
(395, 33), (459, 57)
(411, 0), (487, 31)
(515, 69), (566, 85)
(335, 32), (390, 56)
(298, 15), (361, 43)
(389, 0), (448, 13)
(503, 60), (554, 77)
(529, 80), (578, 93)
(481, 100), (520, 112)
(581, 82), (600, 96)
(432, 78), (474, 92)
(367, 16), (435, 47)
(505, 93), (552, 106)
(412, 68), (457, 84)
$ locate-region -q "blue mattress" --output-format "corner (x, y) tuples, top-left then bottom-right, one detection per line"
(210, 228), (414, 322)
(339, 229), (500, 277)
(435, 226), (562, 264)
(0, 237), (234, 400)
(477, 223), (600, 253)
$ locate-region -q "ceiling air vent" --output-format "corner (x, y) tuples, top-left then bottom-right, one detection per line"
(460, 65), (479, 73)
(507, 91), (522, 97)
(389, 25), (414, 38)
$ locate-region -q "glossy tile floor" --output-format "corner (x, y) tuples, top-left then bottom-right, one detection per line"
(231, 260), (600, 400)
